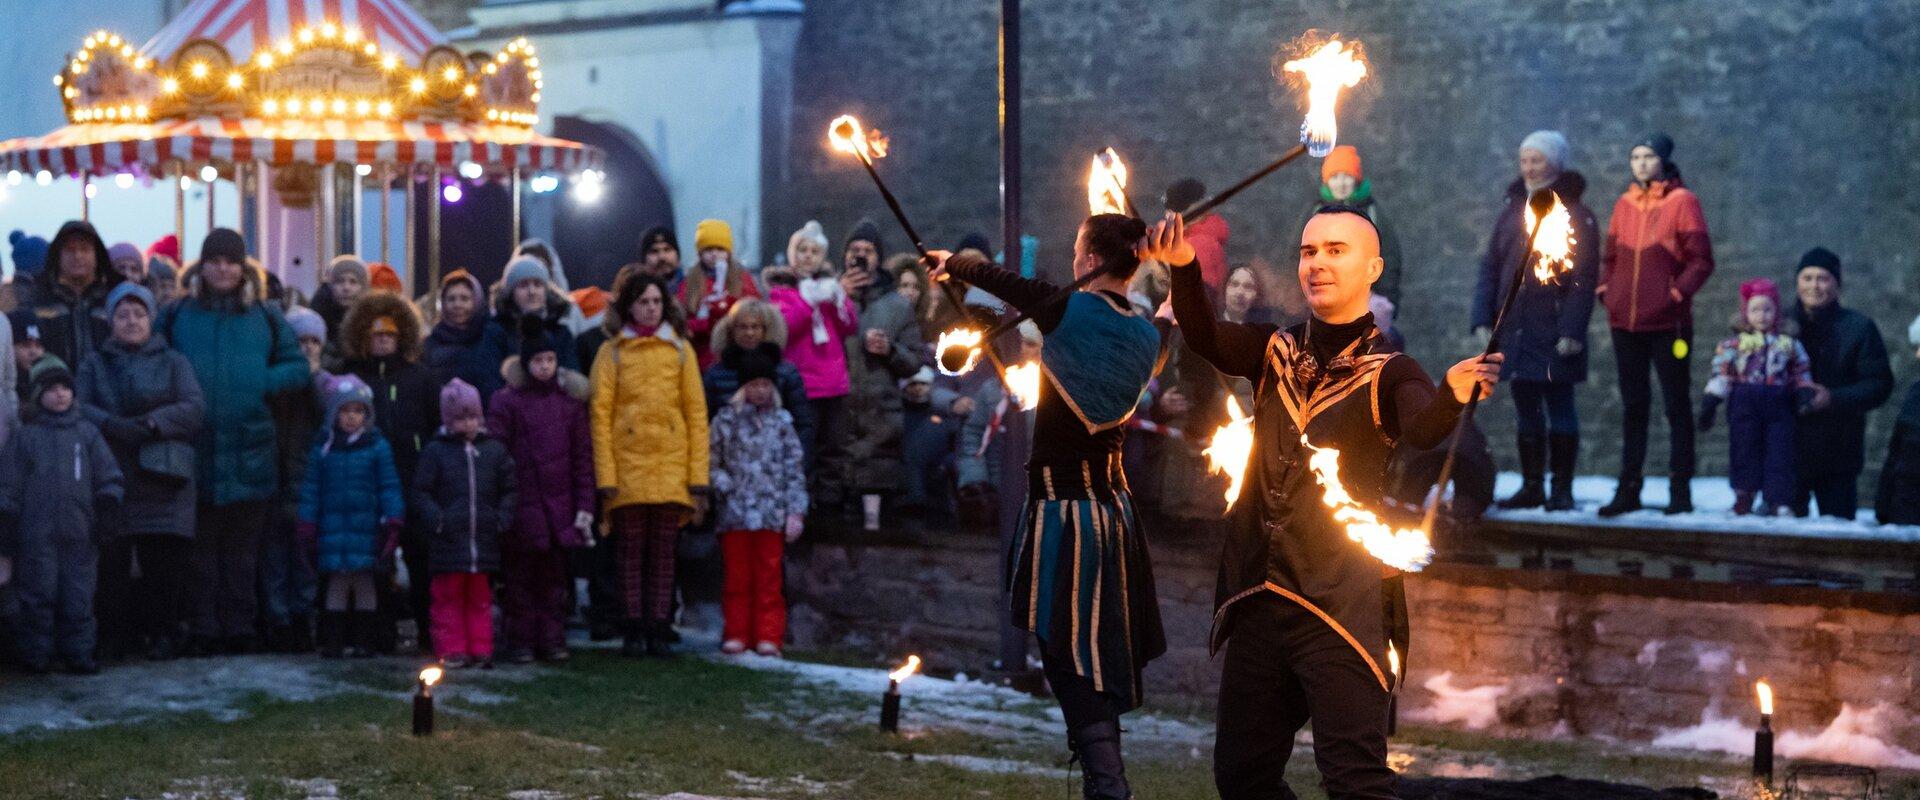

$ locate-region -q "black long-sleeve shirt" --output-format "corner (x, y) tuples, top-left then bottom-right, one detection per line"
(946, 254), (1151, 466)
(1169, 261), (1461, 449)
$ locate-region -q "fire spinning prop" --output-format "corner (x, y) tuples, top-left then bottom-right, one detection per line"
(1003, 361), (1043, 411)
(1088, 147), (1136, 218)
(1303, 435), (1435, 571)
(1755, 678), (1775, 783)
(1204, 395), (1256, 507)
(878, 655), (922, 733)
(1387, 642), (1401, 735)
(413, 665), (444, 736)
(1418, 188), (1576, 536)
(828, 115), (1014, 385)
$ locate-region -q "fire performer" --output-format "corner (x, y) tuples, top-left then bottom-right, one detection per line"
(925, 214), (1164, 800)
(1152, 207), (1501, 799)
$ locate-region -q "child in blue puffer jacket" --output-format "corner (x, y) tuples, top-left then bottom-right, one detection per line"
(298, 373), (405, 658)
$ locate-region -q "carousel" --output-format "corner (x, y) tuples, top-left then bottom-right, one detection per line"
(0, 0), (602, 294)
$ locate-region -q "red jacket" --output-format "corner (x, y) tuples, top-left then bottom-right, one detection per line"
(1599, 180), (1714, 332)
(1186, 212), (1230, 295)
(679, 267), (761, 371)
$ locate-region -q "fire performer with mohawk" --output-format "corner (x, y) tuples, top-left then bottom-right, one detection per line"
(925, 213), (1164, 800)
(1152, 207), (1501, 799)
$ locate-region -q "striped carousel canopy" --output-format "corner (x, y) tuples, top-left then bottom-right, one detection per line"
(143, 0), (447, 67)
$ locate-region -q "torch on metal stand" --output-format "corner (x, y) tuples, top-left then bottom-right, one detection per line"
(1754, 679), (1775, 784)
(1418, 188), (1559, 537)
(413, 665), (443, 736)
(879, 655), (921, 733)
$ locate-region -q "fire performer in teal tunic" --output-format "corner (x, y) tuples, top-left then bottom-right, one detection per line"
(927, 213), (1163, 800)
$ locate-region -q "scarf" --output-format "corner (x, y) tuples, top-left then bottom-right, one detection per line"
(798, 276), (846, 345)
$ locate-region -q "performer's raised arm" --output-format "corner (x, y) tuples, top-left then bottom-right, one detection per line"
(929, 251), (1074, 332)
(1144, 213), (1273, 380)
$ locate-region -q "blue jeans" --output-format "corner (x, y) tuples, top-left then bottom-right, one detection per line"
(1509, 380), (1578, 436)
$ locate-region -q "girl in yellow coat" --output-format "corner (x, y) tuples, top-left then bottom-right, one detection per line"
(590, 273), (709, 657)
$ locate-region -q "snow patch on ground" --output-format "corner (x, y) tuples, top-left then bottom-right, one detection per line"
(887, 751), (1056, 776)
(1407, 672), (1507, 731)
(1487, 473), (1920, 542)
(284, 777), (341, 798)
(1652, 702), (1920, 769)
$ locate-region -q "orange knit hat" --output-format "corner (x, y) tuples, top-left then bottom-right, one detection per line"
(571, 286), (609, 320)
(367, 262), (403, 293)
(1321, 145), (1362, 182)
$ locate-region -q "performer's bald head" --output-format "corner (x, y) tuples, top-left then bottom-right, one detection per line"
(1298, 205), (1385, 323)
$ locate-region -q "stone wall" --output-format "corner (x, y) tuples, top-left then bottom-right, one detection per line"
(785, 533), (1920, 752)
(778, 0), (1920, 488)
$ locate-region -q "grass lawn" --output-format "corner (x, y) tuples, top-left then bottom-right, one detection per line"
(0, 647), (1912, 799)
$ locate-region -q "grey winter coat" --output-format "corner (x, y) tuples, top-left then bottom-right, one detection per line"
(0, 407), (124, 553)
(709, 397), (808, 532)
(77, 335), (206, 539)
(842, 280), (923, 491)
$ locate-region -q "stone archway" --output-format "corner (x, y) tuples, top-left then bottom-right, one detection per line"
(549, 116), (675, 291)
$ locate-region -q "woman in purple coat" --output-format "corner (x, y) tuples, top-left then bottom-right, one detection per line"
(487, 317), (596, 663)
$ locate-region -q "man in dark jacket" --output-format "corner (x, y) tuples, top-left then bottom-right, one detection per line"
(161, 228), (310, 654)
(1788, 248), (1893, 519)
(1472, 132), (1600, 513)
(1877, 315), (1920, 525)
(20, 220), (116, 369)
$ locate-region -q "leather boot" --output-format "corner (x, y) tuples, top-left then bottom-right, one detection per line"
(620, 621), (647, 658)
(349, 612), (377, 658)
(1597, 477), (1643, 518)
(1496, 434), (1547, 509)
(1665, 477), (1694, 515)
(1546, 433), (1578, 511)
(1732, 490), (1755, 516)
(317, 612), (344, 659)
(1068, 720), (1132, 800)
(646, 620), (677, 659)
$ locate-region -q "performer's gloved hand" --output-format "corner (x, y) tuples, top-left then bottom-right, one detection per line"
(1696, 395), (1722, 432)
(1137, 212), (1195, 267)
(1444, 353), (1503, 403)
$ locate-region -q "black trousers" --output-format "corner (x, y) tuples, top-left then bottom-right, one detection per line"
(1043, 650), (1120, 731)
(99, 535), (191, 649)
(1610, 328), (1695, 481)
(1214, 594), (1395, 800)
(191, 501), (265, 640)
(1791, 471), (1859, 520)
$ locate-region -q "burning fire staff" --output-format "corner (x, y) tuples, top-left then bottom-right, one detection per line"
(1152, 208), (1501, 799)
(926, 214), (1165, 800)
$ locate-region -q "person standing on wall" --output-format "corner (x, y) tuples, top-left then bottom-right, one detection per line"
(1596, 133), (1714, 516)
(1787, 248), (1892, 519)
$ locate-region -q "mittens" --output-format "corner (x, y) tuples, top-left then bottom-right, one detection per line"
(378, 518), (404, 568)
(784, 513), (805, 543)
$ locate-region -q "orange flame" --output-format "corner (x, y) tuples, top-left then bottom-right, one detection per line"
(419, 665), (444, 687)
(1302, 435), (1433, 571)
(1756, 679), (1773, 716)
(828, 114), (889, 161)
(1204, 395), (1256, 508)
(1087, 147), (1130, 216)
(1005, 361), (1042, 411)
(1524, 191), (1577, 283)
(889, 655), (922, 683)
(935, 327), (984, 376)
(1388, 642), (1400, 678)
(1281, 38), (1368, 157)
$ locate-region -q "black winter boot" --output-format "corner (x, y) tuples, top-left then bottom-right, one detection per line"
(1497, 434), (1548, 510)
(1546, 433), (1579, 511)
(620, 621), (647, 658)
(1068, 720), (1132, 800)
(646, 620), (677, 659)
(348, 612), (377, 658)
(1665, 477), (1694, 515)
(1597, 477), (1643, 518)
(288, 615), (315, 654)
(317, 612), (344, 658)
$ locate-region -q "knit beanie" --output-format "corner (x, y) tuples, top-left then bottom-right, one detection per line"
(1321, 146), (1363, 181)
(368, 262), (402, 293)
(503, 255), (549, 290)
(1798, 247), (1841, 285)
(954, 231), (992, 257)
(440, 268), (484, 300)
(328, 255), (369, 285)
(1164, 178), (1207, 215)
(199, 228), (247, 265)
(518, 313), (556, 364)
(639, 226), (678, 256)
(147, 234), (180, 265)
(285, 305), (327, 342)
(321, 373), (375, 426)
(440, 378), (483, 422)
(9, 230), (49, 279)
(11, 313), (41, 343)
(1738, 277), (1780, 310)
(787, 220), (829, 267)
(106, 281), (156, 316)
(1638, 132), (1676, 162)
(108, 242), (143, 269)
(149, 255), (177, 287)
(1519, 130), (1569, 172)
(844, 218), (884, 263)
(694, 219), (734, 254)
(29, 356), (72, 397)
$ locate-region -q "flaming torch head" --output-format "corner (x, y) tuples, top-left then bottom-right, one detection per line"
(419, 665), (443, 689)
(1281, 38), (1368, 158)
(936, 327), (985, 376)
(1005, 361), (1043, 411)
(1387, 642), (1400, 679)
(1302, 435), (1434, 572)
(828, 114), (888, 162)
(889, 655), (922, 684)
(1523, 189), (1577, 284)
(1203, 395), (1256, 508)
(1756, 678), (1774, 717)
(1088, 147), (1131, 216)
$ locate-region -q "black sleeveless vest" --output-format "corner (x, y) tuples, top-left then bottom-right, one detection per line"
(1211, 324), (1410, 692)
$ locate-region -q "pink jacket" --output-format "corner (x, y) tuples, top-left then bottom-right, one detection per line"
(769, 285), (855, 400)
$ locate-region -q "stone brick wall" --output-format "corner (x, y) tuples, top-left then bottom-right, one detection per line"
(785, 535), (1920, 751)
(779, 0), (1920, 487)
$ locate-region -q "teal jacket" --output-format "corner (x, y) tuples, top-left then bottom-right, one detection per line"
(162, 271), (309, 505)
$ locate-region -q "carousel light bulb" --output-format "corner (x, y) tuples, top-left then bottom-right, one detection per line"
(52, 74), (62, 86)
(64, 87), (78, 99)
(107, 34), (121, 47)
(113, 172), (134, 189)
(227, 72), (244, 89)
(85, 35), (97, 47)
(496, 52), (509, 63)
(363, 42), (378, 57)
(120, 45), (134, 58)
(442, 65), (460, 82)
(530, 92), (542, 103)
(320, 22), (338, 39)
(134, 105), (148, 119)
(355, 163), (373, 177)
(354, 99), (371, 116)
(441, 183), (463, 204)
(189, 61), (209, 79)
(262, 98), (279, 115)
(297, 27), (315, 44)
(162, 78), (180, 94)
(462, 84), (477, 97)
(278, 39), (294, 55)
(76, 50), (89, 62)
(257, 53), (274, 68)
(344, 28), (361, 44)
(331, 98), (347, 115)
(85, 183), (98, 199)
(200, 164), (218, 182)
(308, 97), (325, 115)
(36, 170), (54, 186)
(376, 100), (394, 117)
(6, 171), (20, 186)
(134, 57), (150, 71)
(409, 77), (426, 94)
(484, 63), (497, 75)
(458, 161), (483, 180)
(179, 176), (191, 191)
(526, 57), (540, 68)
(382, 55), (399, 71)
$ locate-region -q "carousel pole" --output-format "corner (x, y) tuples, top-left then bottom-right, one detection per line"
(173, 164), (186, 252)
(510, 166), (522, 245)
(208, 164), (218, 232)
(379, 164), (392, 266)
(428, 165), (443, 288)
(352, 164), (364, 258)
(317, 164), (333, 278)
(404, 166), (417, 289)
(81, 174), (90, 221)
